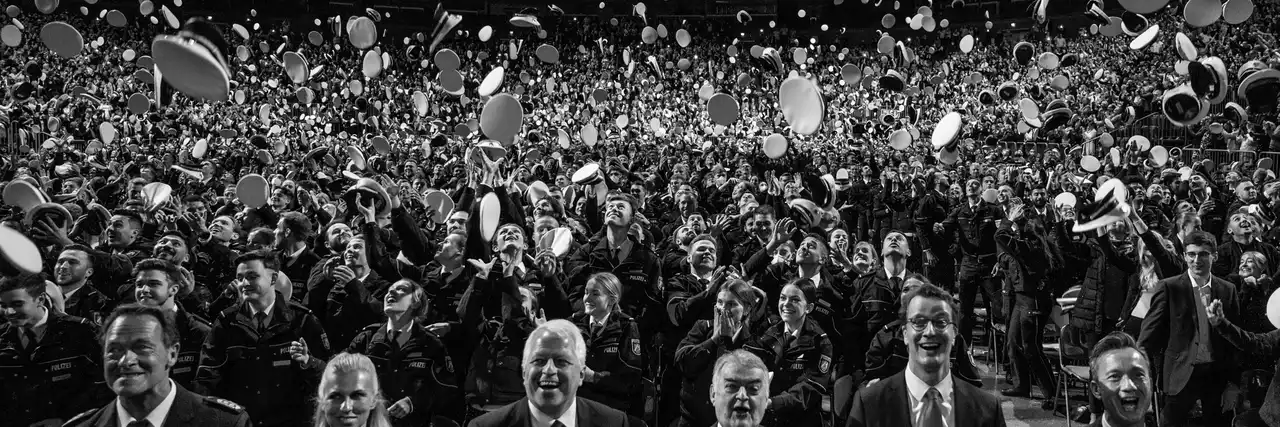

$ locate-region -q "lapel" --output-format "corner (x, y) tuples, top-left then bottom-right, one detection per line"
(510, 398), (533, 427)
(163, 384), (198, 427)
(884, 373), (913, 425)
(92, 401), (118, 427)
(575, 398), (594, 427)
(952, 378), (982, 423)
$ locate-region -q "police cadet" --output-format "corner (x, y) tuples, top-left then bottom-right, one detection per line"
(133, 258), (210, 391)
(570, 272), (643, 414)
(0, 272), (108, 427)
(54, 245), (115, 325)
(195, 251), (331, 427)
(63, 304), (251, 427)
(743, 279), (834, 427)
(347, 279), (460, 427)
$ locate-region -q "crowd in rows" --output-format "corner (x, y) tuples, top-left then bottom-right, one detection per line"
(3, 1), (1280, 426)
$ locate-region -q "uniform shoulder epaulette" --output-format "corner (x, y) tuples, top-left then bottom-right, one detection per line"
(204, 396), (247, 414)
(62, 407), (101, 426)
(286, 300), (313, 314)
(188, 313), (213, 328)
(361, 322), (384, 332)
(60, 314), (91, 325)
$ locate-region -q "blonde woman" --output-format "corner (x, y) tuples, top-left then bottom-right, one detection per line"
(314, 352), (393, 427)
(570, 272), (642, 414)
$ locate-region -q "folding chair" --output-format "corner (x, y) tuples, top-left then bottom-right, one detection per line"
(1043, 286), (1090, 426)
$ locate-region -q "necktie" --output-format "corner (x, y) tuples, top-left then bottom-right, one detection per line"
(589, 322), (602, 340)
(918, 387), (946, 427)
(551, 421), (566, 427)
(128, 420), (152, 427)
(21, 327), (38, 357)
(254, 312), (268, 334)
(891, 276), (904, 292)
(389, 330), (401, 347)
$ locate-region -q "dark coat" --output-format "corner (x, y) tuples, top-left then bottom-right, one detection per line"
(62, 383), (252, 427)
(466, 397), (632, 427)
(1137, 273), (1240, 395)
(845, 371), (1006, 427)
(0, 312), (107, 426)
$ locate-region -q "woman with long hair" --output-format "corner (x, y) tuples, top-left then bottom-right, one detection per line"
(569, 272), (642, 414)
(674, 278), (768, 427)
(1227, 251), (1278, 411)
(313, 352), (393, 427)
(1118, 210), (1184, 338)
(743, 279), (833, 427)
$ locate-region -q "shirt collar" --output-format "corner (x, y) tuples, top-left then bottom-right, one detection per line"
(29, 307), (49, 332)
(783, 322), (802, 338)
(883, 266), (906, 281)
(528, 399), (577, 427)
(115, 379), (178, 427)
(387, 320), (414, 334)
(1188, 272), (1213, 290)
(904, 367), (954, 411)
(286, 244), (307, 261)
(590, 312), (611, 327)
(251, 301), (275, 319)
(805, 270), (822, 286)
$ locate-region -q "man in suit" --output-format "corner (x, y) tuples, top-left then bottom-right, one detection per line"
(708, 350), (771, 427)
(468, 319), (631, 427)
(64, 303), (252, 426)
(1138, 230), (1239, 426)
(1087, 332), (1154, 427)
(846, 282), (1005, 427)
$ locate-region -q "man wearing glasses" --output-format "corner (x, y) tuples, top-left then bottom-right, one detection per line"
(1138, 230), (1239, 426)
(845, 282), (1005, 427)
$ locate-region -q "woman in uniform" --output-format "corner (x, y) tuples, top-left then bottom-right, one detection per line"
(570, 272), (643, 414)
(675, 279), (769, 427)
(346, 279), (460, 426)
(743, 279), (833, 427)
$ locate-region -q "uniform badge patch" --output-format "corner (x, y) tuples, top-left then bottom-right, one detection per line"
(631, 338), (641, 356)
(819, 355), (831, 374)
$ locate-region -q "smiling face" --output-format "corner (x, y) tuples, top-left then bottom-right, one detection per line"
(582, 281), (614, 317)
(344, 237), (368, 269)
(522, 329), (584, 416)
(1184, 244), (1216, 277)
(54, 249), (93, 287)
(604, 199), (634, 227)
(107, 214), (140, 248)
(383, 281), (418, 314)
(153, 235), (189, 264)
(710, 361), (770, 427)
(688, 239), (718, 271)
(234, 260), (273, 303)
(326, 223), (353, 252)
(322, 369), (377, 427)
(103, 313), (176, 398)
(1091, 348), (1152, 426)
(903, 295), (956, 375)
(446, 211), (470, 236)
(494, 224), (527, 252)
(1239, 255), (1264, 277)
(777, 284), (811, 323)
(1229, 213), (1257, 239)
(209, 216), (237, 243)
(828, 229), (849, 254)
(0, 288), (46, 328)
(134, 269), (177, 307)
(795, 236), (827, 265)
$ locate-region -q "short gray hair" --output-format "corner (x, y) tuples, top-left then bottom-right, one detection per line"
(712, 350), (770, 389)
(522, 319), (587, 367)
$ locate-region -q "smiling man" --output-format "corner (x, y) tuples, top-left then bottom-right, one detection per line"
(845, 283), (1005, 427)
(64, 304), (250, 427)
(467, 319), (631, 427)
(1087, 332), (1153, 427)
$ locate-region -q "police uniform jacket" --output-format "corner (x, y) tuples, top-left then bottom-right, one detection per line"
(193, 294), (331, 427)
(845, 270), (906, 377)
(565, 234), (664, 335)
(63, 283), (113, 325)
(61, 382), (251, 427)
(0, 312), (107, 426)
(571, 310), (643, 412)
(675, 300), (771, 427)
(663, 272), (717, 360)
(172, 304), (211, 391)
(457, 263), (551, 407)
(347, 321), (459, 427)
(743, 318), (833, 427)
(742, 252), (858, 372)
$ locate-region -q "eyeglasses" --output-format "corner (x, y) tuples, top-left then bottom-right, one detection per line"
(908, 318), (953, 332)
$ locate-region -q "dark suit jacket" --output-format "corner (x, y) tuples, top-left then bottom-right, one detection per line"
(1137, 273), (1239, 395)
(845, 371), (1006, 427)
(466, 397), (631, 427)
(63, 382), (252, 427)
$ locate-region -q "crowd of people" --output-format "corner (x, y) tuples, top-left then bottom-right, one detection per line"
(3, 0), (1280, 426)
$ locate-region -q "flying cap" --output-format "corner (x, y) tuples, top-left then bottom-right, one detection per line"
(1161, 84), (1210, 127)
(151, 18), (231, 102)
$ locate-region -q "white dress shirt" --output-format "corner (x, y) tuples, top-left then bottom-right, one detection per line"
(529, 399), (577, 427)
(905, 368), (955, 427)
(116, 379), (178, 427)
